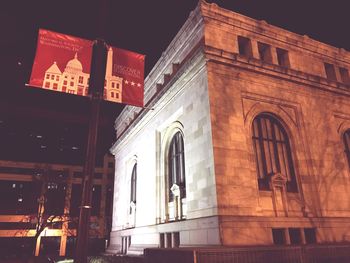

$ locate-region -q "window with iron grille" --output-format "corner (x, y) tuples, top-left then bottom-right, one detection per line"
(168, 132), (186, 202)
(252, 114), (297, 192)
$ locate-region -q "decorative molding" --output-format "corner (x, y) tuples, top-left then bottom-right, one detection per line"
(242, 92), (298, 128)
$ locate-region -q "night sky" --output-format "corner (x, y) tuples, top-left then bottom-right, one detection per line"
(0, 0), (348, 164)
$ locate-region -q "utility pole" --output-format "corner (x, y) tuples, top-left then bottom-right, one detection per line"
(75, 39), (107, 263)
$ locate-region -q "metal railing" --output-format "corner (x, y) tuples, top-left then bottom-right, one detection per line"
(195, 246), (302, 263)
(194, 245), (350, 263)
(145, 244), (350, 263)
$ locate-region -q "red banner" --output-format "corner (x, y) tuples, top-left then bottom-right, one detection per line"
(29, 29), (93, 97)
(30, 29), (145, 107)
(104, 46), (145, 107)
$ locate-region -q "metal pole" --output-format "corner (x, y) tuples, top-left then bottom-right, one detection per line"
(75, 39), (107, 263)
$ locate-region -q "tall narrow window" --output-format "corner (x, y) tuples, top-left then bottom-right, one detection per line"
(252, 114), (297, 192)
(130, 163), (137, 206)
(276, 48), (290, 68)
(258, 42), (272, 63)
(238, 36), (253, 58)
(339, 67), (350, 84)
(168, 132), (186, 202)
(344, 129), (350, 170)
(128, 163), (137, 228)
(324, 63), (337, 81)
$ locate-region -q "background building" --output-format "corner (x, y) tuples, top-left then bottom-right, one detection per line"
(0, 107), (117, 258)
(108, 1), (350, 255)
(0, 155), (114, 257)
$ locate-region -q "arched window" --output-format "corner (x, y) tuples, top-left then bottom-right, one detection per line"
(168, 132), (186, 201)
(252, 114), (297, 192)
(344, 129), (350, 169)
(128, 163), (137, 228)
(130, 163), (137, 206)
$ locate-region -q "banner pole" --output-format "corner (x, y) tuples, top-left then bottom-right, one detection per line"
(75, 39), (107, 263)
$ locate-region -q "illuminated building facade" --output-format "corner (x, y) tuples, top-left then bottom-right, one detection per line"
(108, 1), (350, 255)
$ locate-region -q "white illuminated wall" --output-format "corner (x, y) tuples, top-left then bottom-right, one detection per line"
(107, 3), (224, 254)
(109, 51), (221, 253)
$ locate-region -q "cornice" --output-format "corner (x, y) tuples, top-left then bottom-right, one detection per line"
(204, 45), (350, 98)
(200, 1), (350, 64)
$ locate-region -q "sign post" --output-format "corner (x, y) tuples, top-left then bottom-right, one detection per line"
(29, 27), (144, 261)
(74, 39), (107, 263)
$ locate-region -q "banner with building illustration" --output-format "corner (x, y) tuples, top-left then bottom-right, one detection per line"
(29, 29), (145, 107)
(105, 46), (145, 107)
(29, 29), (93, 97)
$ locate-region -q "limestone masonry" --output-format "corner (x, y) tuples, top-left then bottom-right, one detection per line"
(108, 1), (350, 254)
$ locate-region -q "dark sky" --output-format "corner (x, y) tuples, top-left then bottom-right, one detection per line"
(1, 0), (349, 86)
(0, 0), (348, 164)
(1, 0), (348, 101)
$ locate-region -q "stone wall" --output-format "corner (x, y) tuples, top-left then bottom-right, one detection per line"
(109, 0), (350, 252)
(202, 0), (350, 245)
(109, 49), (221, 251)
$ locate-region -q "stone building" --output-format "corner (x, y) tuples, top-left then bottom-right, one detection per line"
(108, 1), (350, 255)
